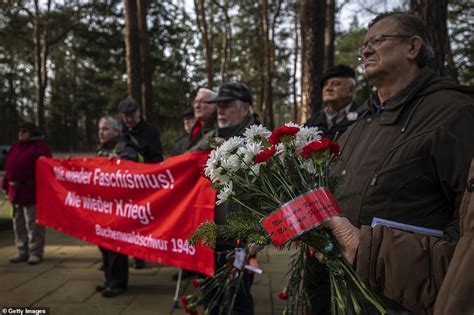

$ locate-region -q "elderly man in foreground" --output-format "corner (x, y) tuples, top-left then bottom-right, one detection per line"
(321, 11), (474, 314)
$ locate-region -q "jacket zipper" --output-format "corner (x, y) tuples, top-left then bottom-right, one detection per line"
(371, 175), (378, 186)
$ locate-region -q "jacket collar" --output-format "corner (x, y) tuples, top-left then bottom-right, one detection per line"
(359, 68), (437, 125)
(217, 113), (259, 139)
(127, 119), (146, 134)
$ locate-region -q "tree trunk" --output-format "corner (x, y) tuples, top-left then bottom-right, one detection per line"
(410, 0), (448, 75)
(33, 0), (51, 129)
(292, 4), (299, 122)
(136, 0), (154, 122)
(219, 0), (230, 84)
(300, 0), (326, 122)
(261, 0), (274, 129)
(324, 0), (335, 71)
(194, 0), (213, 89)
(124, 0), (142, 105)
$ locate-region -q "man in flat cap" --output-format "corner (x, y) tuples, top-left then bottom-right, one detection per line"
(117, 98), (163, 270)
(171, 107), (195, 156)
(117, 98), (163, 163)
(190, 82), (259, 315)
(305, 64), (358, 140)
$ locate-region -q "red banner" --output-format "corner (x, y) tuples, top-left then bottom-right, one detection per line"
(261, 187), (341, 246)
(36, 152), (215, 276)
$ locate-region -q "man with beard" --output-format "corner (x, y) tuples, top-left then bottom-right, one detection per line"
(193, 82), (259, 315)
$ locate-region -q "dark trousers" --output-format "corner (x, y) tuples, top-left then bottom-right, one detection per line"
(203, 244), (254, 315)
(99, 247), (128, 289)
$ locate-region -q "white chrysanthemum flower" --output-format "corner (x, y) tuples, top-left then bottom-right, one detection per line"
(243, 125), (271, 143)
(284, 122), (303, 128)
(295, 127), (322, 152)
(221, 154), (241, 173)
(237, 142), (263, 164)
(220, 136), (245, 157)
(216, 181), (234, 205)
(210, 167), (230, 185)
(205, 149), (222, 179)
(236, 147), (254, 166)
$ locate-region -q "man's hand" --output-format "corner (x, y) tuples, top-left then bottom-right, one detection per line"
(323, 216), (360, 264)
(247, 243), (265, 256)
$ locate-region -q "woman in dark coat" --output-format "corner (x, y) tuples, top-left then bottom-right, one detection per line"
(2, 122), (52, 265)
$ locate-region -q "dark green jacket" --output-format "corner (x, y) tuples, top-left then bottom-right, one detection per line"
(333, 68), (474, 313)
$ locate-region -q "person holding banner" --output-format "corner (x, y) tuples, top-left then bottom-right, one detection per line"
(171, 88), (218, 281)
(95, 115), (139, 298)
(118, 98), (164, 269)
(2, 122), (52, 265)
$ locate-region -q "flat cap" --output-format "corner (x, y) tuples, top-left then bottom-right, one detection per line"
(182, 107), (194, 117)
(206, 82), (252, 105)
(320, 65), (356, 89)
(118, 98), (139, 113)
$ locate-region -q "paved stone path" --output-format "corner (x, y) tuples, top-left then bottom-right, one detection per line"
(0, 204), (293, 315)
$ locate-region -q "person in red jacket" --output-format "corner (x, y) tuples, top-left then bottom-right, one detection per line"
(2, 122), (52, 265)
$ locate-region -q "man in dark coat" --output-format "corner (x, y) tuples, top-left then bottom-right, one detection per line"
(195, 82), (259, 315)
(171, 107), (195, 156)
(118, 98), (164, 269)
(95, 115), (140, 298)
(118, 98), (163, 163)
(305, 65), (358, 140)
(320, 12), (474, 314)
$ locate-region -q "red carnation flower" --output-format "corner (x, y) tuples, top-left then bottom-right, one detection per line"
(181, 296), (189, 305)
(180, 295), (189, 308)
(300, 138), (340, 158)
(328, 141), (340, 156)
(278, 289), (288, 300)
(192, 278), (201, 287)
(181, 295), (190, 312)
(254, 146), (277, 164)
(269, 126), (300, 144)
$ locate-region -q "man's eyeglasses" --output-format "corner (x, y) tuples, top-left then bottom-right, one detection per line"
(193, 100), (213, 106)
(356, 34), (411, 61)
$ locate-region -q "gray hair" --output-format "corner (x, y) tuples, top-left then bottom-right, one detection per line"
(368, 11), (434, 68)
(234, 100), (253, 115)
(197, 88), (217, 100)
(99, 116), (122, 132)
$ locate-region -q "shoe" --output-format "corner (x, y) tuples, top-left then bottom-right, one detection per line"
(102, 287), (126, 298)
(95, 285), (106, 292)
(134, 260), (146, 270)
(27, 255), (42, 265)
(172, 269), (197, 281)
(8, 254), (28, 263)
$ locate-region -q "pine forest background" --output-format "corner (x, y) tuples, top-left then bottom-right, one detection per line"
(0, 0), (472, 154)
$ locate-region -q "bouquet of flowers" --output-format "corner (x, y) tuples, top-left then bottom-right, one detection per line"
(189, 123), (386, 315)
